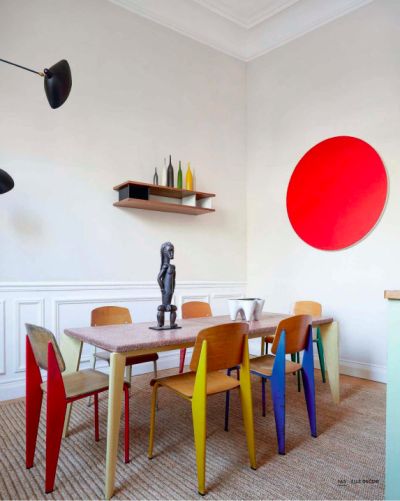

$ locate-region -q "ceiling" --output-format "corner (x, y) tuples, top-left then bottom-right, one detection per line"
(110, 0), (373, 61)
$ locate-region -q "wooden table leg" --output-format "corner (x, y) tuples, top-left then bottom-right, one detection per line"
(105, 352), (126, 500)
(260, 337), (265, 356)
(60, 333), (83, 437)
(319, 321), (340, 404)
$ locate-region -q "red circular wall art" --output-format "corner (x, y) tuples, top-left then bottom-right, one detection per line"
(286, 136), (387, 250)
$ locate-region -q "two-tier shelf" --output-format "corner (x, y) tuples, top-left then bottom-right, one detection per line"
(113, 181), (215, 215)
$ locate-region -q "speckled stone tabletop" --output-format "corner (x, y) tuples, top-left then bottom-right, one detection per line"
(64, 313), (333, 353)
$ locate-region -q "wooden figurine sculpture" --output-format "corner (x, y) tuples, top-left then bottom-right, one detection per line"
(150, 242), (181, 330)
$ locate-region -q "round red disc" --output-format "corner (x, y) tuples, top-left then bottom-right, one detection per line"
(286, 136), (387, 250)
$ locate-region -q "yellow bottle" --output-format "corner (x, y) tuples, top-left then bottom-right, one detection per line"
(186, 162), (193, 190)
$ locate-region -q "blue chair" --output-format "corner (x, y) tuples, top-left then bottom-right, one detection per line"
(225, 315), (317, 455)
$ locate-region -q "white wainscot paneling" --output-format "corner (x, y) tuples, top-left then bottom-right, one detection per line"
(15, 299), (45, 373)
(0, 281), (246, 400)
(54, 296), (160, 366)
(0, 301), (5, 375)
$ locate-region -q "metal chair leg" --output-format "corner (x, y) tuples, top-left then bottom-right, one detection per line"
(296, 352), (301, 392)
(125, 365), (132, 396)
(88, 350), (97, 407)
(261, 378), (266, 417)
(316, 327), (326, 383)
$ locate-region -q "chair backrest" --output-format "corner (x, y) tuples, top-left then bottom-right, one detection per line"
(182, 301), (212, 319)
(190, 322), (248, 372)
(271, 315), (312, 355)
(25, 323), (65, 372)
(91, 306), (132, 326)
(293, 301), (322, 317)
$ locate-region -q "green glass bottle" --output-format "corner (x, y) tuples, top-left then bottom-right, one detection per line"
(177, 160), (183, 189)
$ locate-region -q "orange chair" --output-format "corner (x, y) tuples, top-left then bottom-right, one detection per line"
(25, 324), (130, 494)
(293, 301), (326, 383)
(91, 306), (159, 388)
(148, 322), (256, 495)
(179, 301), (212, 373)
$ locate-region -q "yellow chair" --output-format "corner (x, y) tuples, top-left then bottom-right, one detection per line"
(147, 322), (257, 495)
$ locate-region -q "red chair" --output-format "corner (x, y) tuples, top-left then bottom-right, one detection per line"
(25, 323), (130, 494)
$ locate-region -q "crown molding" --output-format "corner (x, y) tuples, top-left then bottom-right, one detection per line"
(110, 0), (373, 61)
(246, 0), (374, 61)
(192, 0), (300, 29)
(110, 0), (248, 60)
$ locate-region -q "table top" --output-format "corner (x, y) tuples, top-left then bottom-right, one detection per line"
(64, 312), (333, 354)
(384, 290), (400, 300)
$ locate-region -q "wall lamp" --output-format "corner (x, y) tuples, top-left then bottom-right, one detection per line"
(0, 58), (72, 193)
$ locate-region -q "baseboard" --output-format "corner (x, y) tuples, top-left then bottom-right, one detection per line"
(248, 339), (386, 384)
(337, 358), (386, 383)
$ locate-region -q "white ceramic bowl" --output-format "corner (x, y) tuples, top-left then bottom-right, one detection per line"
(228, 298), (265, 321)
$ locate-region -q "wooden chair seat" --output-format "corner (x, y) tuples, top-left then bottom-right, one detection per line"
(94, 350), (159, 366)
(250, 355), (302, 377)
(40, 369), (130, 399)
(267, 331), (317, 343)
(150, 370), (240, 398)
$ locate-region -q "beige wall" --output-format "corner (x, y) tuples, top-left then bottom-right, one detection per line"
(246, 0), (400, 380)
(0, 0), (247, 281)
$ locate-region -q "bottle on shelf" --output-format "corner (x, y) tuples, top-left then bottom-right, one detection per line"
(153, 167), (159, 185)
(186, 161), (193, 190)
(177, 160), (183, 189)
(167, 154), (174, 187)
(161, 157), (167, 186)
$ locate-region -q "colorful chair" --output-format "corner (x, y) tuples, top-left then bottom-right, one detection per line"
(293, 301), (326, 383)
(25, 324), (130, 494)
(264, 301), (326, 390)
(148, 322), (256, 495)
(225, 315), (317, 455)
(91, 306), (159, 391)
(179, 301), (212, 373)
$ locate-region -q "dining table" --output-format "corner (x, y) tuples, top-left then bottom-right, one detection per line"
(61, 312), (339, 499)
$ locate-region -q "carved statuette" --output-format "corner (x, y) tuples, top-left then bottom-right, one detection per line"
(149, 241), (181, 330)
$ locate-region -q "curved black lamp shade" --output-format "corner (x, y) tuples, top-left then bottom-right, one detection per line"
(44, 60), (72, 109)
(0, 169), (14, 194)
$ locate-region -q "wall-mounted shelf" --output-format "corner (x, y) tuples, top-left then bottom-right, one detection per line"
(113, 181), (215, 215)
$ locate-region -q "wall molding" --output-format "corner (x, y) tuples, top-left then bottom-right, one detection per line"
(0, 281), (246, 292)
(14, 298), (45, 373)
(110, 0), (373, 61)
(0, 301), (5, 375)
(0, 280), (386, 400)
(0, 280), (246, 400)
(339, 357), (386, 383)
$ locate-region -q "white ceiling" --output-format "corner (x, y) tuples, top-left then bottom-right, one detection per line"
(110, 0), (373, 61)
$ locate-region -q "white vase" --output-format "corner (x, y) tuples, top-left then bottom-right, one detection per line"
(161, 157), (167, 186)
(228, 298), (265, 321)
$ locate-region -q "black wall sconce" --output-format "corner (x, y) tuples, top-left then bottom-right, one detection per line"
(0, 58), (73, 193)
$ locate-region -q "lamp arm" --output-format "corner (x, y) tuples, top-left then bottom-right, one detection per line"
(0, 58), (44, 77)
